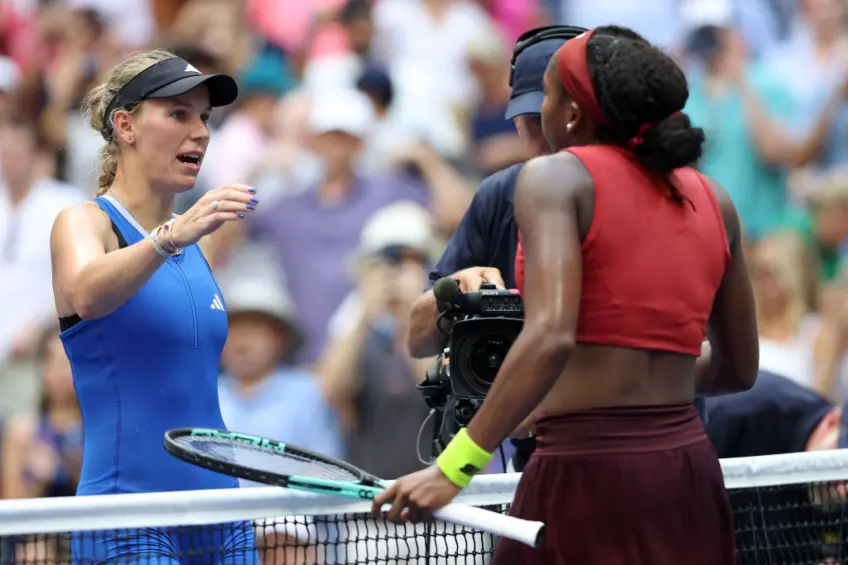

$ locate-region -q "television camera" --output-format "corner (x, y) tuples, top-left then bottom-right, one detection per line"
(417, 277), (524, 452)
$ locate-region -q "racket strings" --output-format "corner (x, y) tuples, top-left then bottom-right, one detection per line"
(175, 437), (359, 482)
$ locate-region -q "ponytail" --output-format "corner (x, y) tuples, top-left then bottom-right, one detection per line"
(630, 112), (705, 176)
(95, 142), (119, 196)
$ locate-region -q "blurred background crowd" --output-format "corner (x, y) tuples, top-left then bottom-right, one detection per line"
(1, 0), (848, 523)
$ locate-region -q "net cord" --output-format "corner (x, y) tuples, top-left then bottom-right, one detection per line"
(1, 450), (848, 537)
(0, 473), (541, 545)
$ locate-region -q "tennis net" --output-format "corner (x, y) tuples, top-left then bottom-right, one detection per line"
(1, 450), (848, 565)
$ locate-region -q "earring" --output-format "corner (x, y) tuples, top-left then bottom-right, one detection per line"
(566, 123), (574, 133)
(127, 136), (135, 144)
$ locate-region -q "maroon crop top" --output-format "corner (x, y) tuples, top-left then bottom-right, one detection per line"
(515, 145), (729, 356)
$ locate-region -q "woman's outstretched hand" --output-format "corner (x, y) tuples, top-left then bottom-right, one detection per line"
(170, 184), (258, 248)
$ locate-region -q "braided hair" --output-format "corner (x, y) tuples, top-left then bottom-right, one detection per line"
(585, 26), (705, 176)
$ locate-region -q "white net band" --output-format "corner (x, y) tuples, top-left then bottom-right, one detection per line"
(2, 450), (847, 536)
(3, 450), (848, 565)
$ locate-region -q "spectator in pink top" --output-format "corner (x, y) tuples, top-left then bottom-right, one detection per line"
(247, 0), (349, 58)
(483, 0), (547, 45)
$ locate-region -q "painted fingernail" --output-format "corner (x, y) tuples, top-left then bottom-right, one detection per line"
(246, 204), (255, 211)
(250, 196), (259, 203)
(237, 213), (245, 219)
(248, 187), (257, 194)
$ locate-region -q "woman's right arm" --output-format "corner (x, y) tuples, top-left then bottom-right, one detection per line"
(52, 185), (255, 320)
(696, 179), (759, 394)
(2, 417), (33, 499)
(51, 203), (167, 320)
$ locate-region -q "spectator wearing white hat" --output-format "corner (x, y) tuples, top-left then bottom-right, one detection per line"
(217, 261), (344, 467)
(241, 88), (471, 366)
(317, 201), (438, 479)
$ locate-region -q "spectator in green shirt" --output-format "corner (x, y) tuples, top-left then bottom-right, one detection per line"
(684, 25), (794, 240)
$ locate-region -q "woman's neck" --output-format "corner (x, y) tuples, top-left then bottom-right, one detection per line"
(5, 174), (35, 208)
(703, 72), (733, 96)
(811, 28), (842, 60)
(234, 366), (276, 395)
(758, 311), (800, 342)
(109, 167), (175, 232)
(317, 168), (356, 205)
(422, 0), (447, 21)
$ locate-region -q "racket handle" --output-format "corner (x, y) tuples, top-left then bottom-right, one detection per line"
(432, 503), (545, 548)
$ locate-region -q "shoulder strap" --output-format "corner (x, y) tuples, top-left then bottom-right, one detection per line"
(93, 196), (145, 247)
(91, 198), (129, 249)
(94, 195), (182, 255)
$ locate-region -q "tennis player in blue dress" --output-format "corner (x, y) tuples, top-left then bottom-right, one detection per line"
(50, 48), (259, 565)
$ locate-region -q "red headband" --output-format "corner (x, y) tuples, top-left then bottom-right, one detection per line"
(555, 29), (609, 126)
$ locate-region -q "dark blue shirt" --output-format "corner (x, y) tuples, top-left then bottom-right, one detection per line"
(704, 370), (833, 458)
(426, 164), (534, 467)
(428, 164), (521, 289)
(704, 371), (838, 565)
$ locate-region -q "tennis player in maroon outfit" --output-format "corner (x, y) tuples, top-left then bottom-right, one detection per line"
(374, 26), (758, 564)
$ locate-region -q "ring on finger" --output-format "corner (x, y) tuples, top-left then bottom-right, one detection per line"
(209, 200), (220, 211)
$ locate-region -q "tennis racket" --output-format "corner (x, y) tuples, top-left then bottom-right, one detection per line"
(164, 427), (545, 548)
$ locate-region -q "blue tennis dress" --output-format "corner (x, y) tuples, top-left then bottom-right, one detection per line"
(62, 196), (257, 565)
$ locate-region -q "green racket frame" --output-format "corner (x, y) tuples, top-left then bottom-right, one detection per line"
(165, 427), (385, 500)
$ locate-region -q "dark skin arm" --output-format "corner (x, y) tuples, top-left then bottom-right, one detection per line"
(695, 178), (759, 394)
(372, 152), (585, 522)
(463, 153), (583, 451)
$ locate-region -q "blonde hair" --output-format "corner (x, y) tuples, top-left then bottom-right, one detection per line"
(82, 49), (177, 195)
(754, 231), (819, 331)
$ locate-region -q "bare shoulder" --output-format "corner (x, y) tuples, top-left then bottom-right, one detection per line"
(51, 201), (111, 243)
(516, 152), (591, 206)
(703, 175), (741, 249)
(704, 175), (732, 208)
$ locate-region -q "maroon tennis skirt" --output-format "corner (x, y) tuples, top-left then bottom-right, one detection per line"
(491, 404), (735, 565)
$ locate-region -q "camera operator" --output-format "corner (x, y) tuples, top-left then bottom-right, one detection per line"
(407, 25), (588, 471)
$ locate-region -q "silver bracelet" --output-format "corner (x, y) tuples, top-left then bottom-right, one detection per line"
(161, 219), (180, 254)
(149, 225), (179, 258)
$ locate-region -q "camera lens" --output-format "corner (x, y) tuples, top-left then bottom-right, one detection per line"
(468, 338), (510, 385)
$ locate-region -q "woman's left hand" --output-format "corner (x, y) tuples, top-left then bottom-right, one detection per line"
(372, 466), (461, 523)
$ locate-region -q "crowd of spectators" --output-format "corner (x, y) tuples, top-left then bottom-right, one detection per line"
(0, 0), (847, 523)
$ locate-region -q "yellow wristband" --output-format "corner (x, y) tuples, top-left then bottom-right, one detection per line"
(436, 428), (493, 488)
